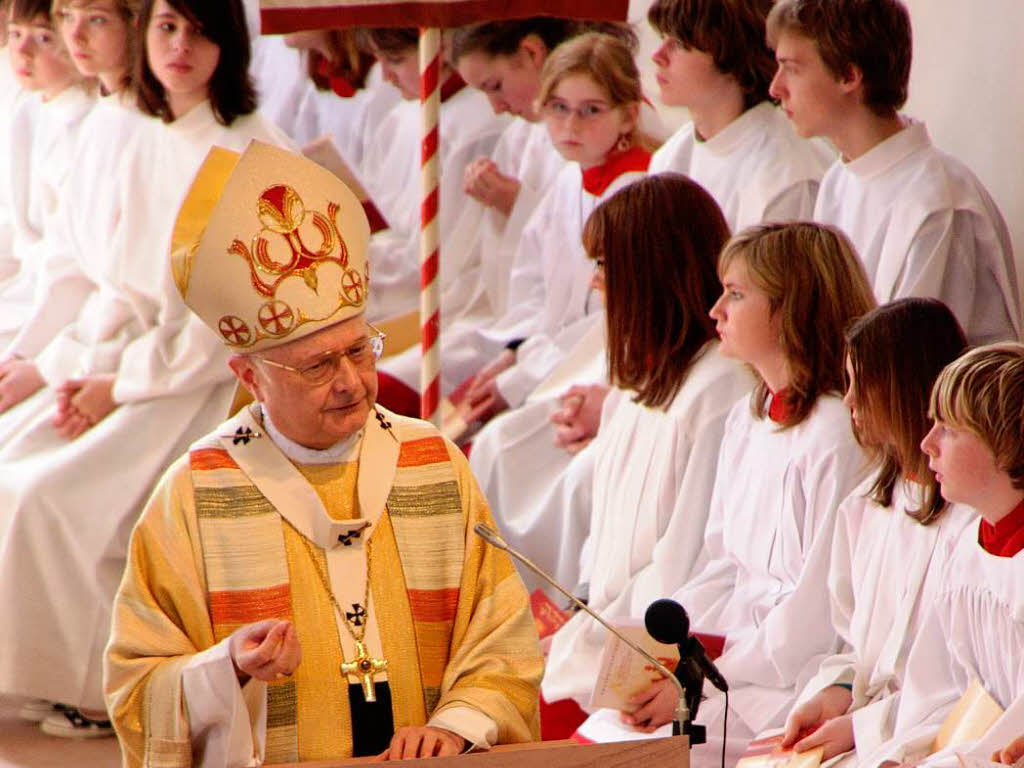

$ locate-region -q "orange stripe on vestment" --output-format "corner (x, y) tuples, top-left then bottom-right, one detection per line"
(191, 448), (239, 471)
(209, 583), (292, 625)
(407, 588), (459, 623)
(397, 436), (449, 467)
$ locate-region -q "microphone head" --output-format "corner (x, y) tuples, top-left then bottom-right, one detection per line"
(645, 598), (690, 645)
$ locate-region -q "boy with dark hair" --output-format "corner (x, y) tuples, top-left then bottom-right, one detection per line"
(860, 343), (1024, 768)
(768, 0), (1021, 346)
(647, 0), (831, 230)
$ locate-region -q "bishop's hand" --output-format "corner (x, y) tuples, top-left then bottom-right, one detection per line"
(373, 726), (467, 761)
(228, 619), (301, 684)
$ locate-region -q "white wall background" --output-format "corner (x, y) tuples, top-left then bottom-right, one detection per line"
(630, 0), (1024, 298)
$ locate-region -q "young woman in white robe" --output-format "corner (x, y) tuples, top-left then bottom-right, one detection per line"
(579, 223), (876, 765)
(249, 33), (314, 142)
(0, 18), (25, 308)
(374, 19), (574, 408)
(766, 0), (1021, 346)
(858, 343), (1024, 768)
(539, 175), (753, 731)
(350, 27), (508, 323)
(282, 30), (401, 182)
(0, 2), (91, 352)
(779, 298), (975, 766)
(0, 0), (142, 410)
(0, 0), (288, 736)
(646, 0), (831, 228)
(461, 34), (652, 555)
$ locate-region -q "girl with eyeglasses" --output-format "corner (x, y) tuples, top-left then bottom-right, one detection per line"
(0, 0), (289, 738)
(374, 19), (575, 414)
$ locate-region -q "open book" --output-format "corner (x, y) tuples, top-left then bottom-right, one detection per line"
(302, 135), (389, 233)
(934, 679), (1005, 754)
(589, 618), (680, 712)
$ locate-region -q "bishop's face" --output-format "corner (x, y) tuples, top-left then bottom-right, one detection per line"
(232, 316), (380, 450)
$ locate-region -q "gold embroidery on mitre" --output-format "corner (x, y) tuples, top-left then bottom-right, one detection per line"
(218, 183), (368, 349)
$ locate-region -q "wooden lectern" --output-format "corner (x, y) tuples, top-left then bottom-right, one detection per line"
(271, 735), (690, 768)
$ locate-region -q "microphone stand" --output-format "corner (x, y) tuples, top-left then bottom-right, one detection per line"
(474, 523), (695, 747)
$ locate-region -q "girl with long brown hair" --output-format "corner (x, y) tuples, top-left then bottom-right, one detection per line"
(780, 298), (975, 764)
(539, 173), (752, 736)
(594, 223), (874, 764)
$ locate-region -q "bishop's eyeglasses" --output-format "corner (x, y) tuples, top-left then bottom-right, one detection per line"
(256, 326), (386, 385)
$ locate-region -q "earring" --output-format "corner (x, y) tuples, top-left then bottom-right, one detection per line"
(616, 133), (632, 152)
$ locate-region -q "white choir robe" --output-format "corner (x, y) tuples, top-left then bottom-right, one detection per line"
(0, 48), (24, 302)
(0, 102), (289, 712)
(467, 160), (648, 570)
(576, 394), (869, 766)
(793, 480), (976, 766)
(858, 524), (1024, 768)
(250, 35), (316, 142)
(649, 101), (832, 231)
(489, 161), (647, 408)
(813, 119), (1021, 345)
(0, 86), (95, 350)
(292, 64), (401, 180)
(377, 118), (563, 394)
(3, 93), (147, 363)
(363, 86), (509, 322)
(541, 344), (753, 705)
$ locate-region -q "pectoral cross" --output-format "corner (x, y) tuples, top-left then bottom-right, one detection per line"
(341, 640), (388, 702)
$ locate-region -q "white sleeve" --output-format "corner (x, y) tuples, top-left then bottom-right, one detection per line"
(712, 446), (852, 689)
(428, 706), (498, 752)
(598, 413), (727, 619)
(890, 209), (1019, 345)
(761, 180), (820, 223)
(4, 201), (95, 362)
(859, 603), (964, 768)
(181, 637), (267, 768)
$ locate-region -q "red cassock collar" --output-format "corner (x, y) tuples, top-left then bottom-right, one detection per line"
(979, 495), (1024, 557)
(581, 144), (651, 196)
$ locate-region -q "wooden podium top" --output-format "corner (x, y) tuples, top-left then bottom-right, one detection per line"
(270, 735), (689, 767)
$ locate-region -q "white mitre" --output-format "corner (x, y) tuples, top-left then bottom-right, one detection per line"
(171, 140), (371, 353)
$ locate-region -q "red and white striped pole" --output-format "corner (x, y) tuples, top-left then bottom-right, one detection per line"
(418, 27), (442, 426)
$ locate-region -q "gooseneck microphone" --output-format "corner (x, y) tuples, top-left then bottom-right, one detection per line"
(645, 598), (729, 693)
(473, 523), (694, 739)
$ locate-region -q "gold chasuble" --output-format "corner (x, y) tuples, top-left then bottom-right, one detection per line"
(105, 405), (542, 767)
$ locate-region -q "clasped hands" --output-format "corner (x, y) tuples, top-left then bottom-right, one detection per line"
(463, 157), (521, 217)
(550, 384), (609, 455)
(54, 374), (118, 438)
(0, 359), (117, 438)
(228, 619), (467, 760)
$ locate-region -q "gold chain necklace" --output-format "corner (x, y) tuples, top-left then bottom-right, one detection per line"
(294, 523), (388, 701)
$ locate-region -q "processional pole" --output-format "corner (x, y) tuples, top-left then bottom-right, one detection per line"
(418, 27), (442, 426)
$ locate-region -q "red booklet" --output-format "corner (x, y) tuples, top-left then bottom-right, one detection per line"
(530, 589), (570, 640)
(737, 728), (824, 768)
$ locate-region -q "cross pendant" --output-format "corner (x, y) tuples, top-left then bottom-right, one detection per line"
(340, 640), (388, 702)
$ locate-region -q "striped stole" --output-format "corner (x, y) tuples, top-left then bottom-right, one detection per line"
(188, 428), (464, 762)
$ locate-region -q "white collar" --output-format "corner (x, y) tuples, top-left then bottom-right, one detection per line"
(260, 404), (362, 465)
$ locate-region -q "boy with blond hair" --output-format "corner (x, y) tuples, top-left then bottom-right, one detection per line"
(863, 343), (1024, 768)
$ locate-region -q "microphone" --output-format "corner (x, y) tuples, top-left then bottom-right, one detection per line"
(473, 523), (693, 734)
(645, 599), (729, 693)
